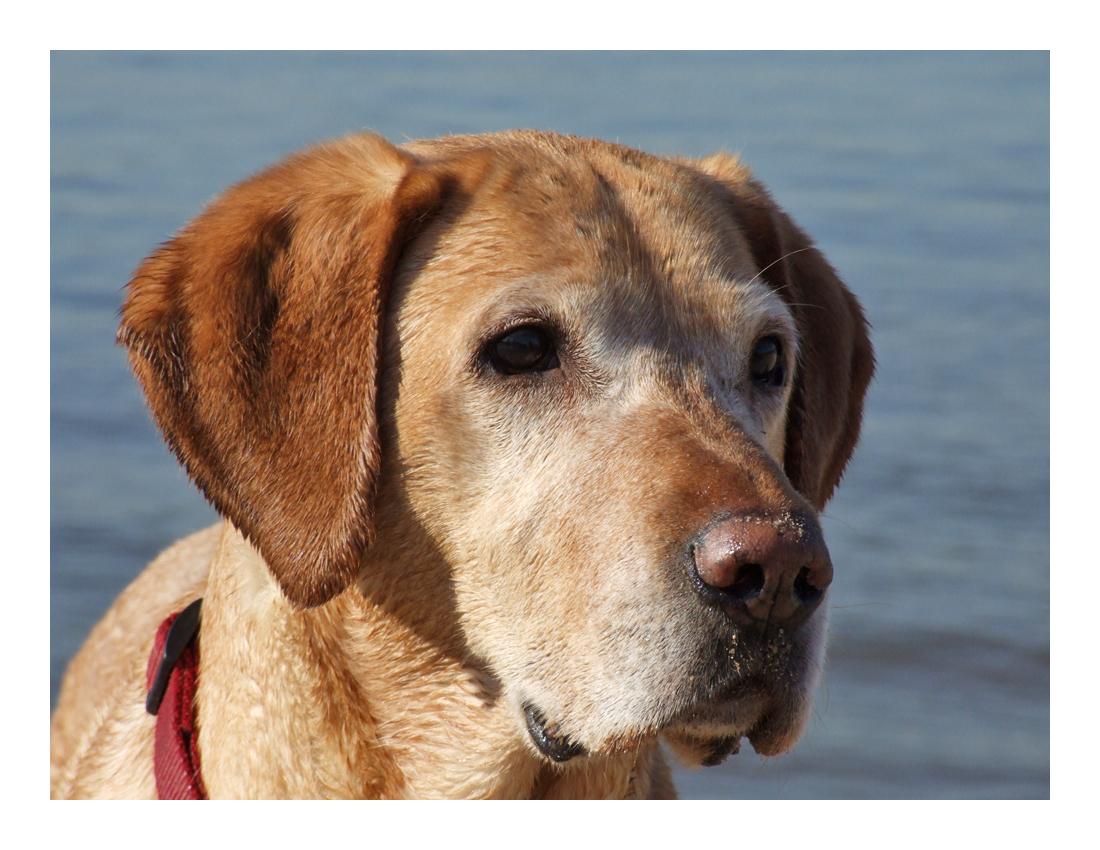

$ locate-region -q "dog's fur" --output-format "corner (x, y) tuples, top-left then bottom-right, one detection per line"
(50, 131), (873, 799)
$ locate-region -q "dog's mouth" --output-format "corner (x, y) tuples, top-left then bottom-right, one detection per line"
(666, 731), (743, 767)
(659, 685), (794, 765)
(519, 619), (822, 766)
(521, 695), (765, 767)
(523, 702), (587, 762)
(522, 683), (779, 766)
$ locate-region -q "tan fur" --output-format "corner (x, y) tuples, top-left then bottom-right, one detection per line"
(51, 131), (872, 798)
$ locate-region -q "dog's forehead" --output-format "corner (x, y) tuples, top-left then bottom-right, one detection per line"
(481, 139), (758, 278)
(399, 136), (785, 346)
(407, 133), (757, 276)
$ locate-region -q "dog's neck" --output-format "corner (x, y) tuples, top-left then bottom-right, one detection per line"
(194, 522), (655, 798)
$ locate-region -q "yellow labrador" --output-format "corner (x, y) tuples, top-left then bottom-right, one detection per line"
(50, 131), (873, 798)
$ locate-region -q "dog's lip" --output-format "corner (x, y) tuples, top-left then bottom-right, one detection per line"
(659, 687), (772, 761)
(523, 702), (587, 763)
(663, 686), (810, 761)
(517, 622), (815, 763)
(662, 728), (744, 766)
(519, 676), (776, 764)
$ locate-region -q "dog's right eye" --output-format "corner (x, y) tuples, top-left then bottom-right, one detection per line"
(486, 325), (560, 375)
(749, 335), (785, 388)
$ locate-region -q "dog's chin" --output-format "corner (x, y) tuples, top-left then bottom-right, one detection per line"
(661, 709), (809, 767)
(659, 684), (814, 766)
(523, 688), (810, 769)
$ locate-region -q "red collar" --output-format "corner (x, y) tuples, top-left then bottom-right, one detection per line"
(145, 599), (207, 800)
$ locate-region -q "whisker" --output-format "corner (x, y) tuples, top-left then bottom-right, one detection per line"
(830, 601), (890, 611)
(819, 512), (856, 532)
(782, 302), (826, 311)
(745, 247), (813, 288)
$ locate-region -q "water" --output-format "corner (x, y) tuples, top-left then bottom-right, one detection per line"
(50, 51), (1049, 798)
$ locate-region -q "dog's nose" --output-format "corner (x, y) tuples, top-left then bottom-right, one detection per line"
(690, 511), (833, 628)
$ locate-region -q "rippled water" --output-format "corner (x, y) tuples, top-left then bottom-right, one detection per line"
(51, 51), (1049, 798)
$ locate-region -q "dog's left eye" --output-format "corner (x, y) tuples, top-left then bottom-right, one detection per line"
(486, 325), (560, 375)
(750, 336), (785, 388)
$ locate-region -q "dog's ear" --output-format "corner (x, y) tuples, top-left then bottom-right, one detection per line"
(119, 134), (484, 608)
(694, 153), (875, 510)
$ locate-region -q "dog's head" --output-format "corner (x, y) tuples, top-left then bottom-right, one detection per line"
(120, 131), (873, 767)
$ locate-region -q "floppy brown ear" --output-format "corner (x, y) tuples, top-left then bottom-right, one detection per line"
(119, 134), (483, 608)
(694, 153), (875, 510)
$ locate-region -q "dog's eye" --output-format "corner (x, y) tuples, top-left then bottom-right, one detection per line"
(750, 336), (785, 387)
(487, 325), (560, 375)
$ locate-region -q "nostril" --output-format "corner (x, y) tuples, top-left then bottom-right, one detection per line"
(690, 510), (832, 625)
(726, 563), (765, 599)
(793, 566), (824, 605)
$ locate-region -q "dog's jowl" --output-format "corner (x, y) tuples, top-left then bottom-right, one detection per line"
(51, 131), (873, 799)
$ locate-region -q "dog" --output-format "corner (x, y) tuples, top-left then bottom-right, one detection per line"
(50, 130), (873, 799)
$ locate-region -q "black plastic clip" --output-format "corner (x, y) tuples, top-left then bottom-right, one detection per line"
(145, 598), (203, 716)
